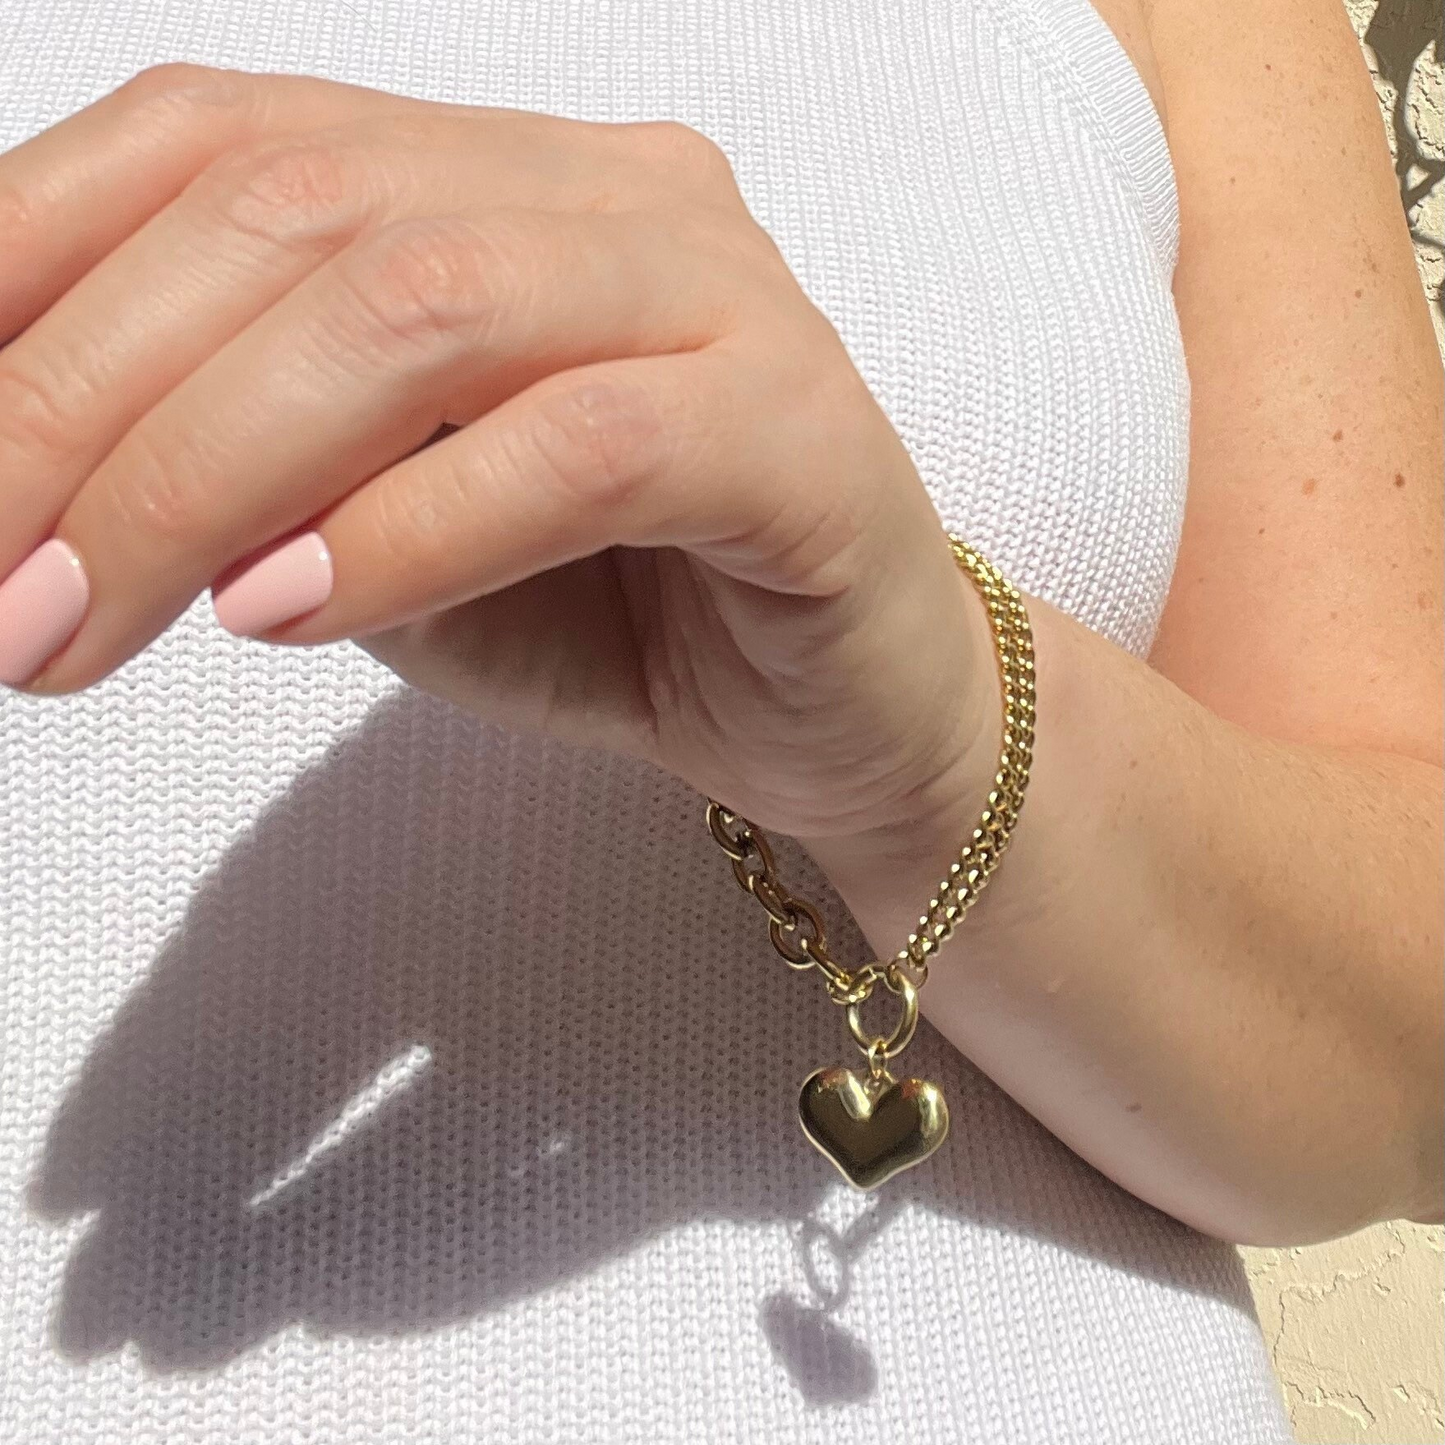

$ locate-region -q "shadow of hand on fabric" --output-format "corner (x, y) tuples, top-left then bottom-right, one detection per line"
(27, 685), (1241, 1384)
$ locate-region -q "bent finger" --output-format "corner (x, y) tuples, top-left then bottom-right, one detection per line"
(0, 63), (400, 342)
(235, 345), (842, 646)
(0, 130), (400, 581)
(19, 209), (740, 692)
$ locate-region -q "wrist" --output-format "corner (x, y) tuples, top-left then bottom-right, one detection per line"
(796, 557), (1006, 961)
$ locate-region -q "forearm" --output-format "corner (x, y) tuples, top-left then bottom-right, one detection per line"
(801, 580), (1444, 1246)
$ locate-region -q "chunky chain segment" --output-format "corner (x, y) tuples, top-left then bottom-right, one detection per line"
(704, 531), (1035, 1029)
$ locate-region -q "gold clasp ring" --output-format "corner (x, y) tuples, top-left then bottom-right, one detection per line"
(845, 970), (919, 1061)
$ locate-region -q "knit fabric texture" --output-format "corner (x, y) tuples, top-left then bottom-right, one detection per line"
(0, 1), (1293, 1441)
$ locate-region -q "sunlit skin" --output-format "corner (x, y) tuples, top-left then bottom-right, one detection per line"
(0, 0), (1438, 1245)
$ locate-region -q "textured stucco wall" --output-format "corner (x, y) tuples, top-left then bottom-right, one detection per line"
(1245, 1224), (1444, 1442)
(1236, 6), (1444, 1443)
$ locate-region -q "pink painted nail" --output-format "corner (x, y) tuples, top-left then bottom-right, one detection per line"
(0, 538), (90, 687)
(212, 531), (334, 637)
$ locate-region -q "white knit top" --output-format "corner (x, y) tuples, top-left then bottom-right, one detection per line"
(0, 1), (1294, 1441)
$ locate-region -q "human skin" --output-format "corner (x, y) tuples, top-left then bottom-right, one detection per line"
(0, 0), (1438, 1246)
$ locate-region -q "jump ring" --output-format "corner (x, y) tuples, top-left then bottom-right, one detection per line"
(846, 974), (919, 1059)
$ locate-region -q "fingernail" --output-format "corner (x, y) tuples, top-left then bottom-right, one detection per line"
(212, 531), (333, 637)
(0, 538), (90, 687)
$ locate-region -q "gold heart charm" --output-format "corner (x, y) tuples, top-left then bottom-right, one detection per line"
(798, 1066), (950, 1190)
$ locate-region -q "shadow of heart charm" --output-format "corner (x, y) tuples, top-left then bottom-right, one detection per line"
(797, 1067), (950, 1190)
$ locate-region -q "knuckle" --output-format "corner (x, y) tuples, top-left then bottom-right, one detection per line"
(363, 450), (505, 597)
(335, 216), (513, 353)
(117, 62), (248, 121)
(367, 465), (462, 568)
(197, 137), (358, 247)
(99, 429), (215, 548)
(623, 119), (738, 190)
(0, 356), (80, 461)
(730, 215), (796, 284)
(527, 376), (668, 509)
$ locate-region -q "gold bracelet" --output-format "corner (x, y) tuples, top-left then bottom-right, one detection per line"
(704, 531), (1036, 1189)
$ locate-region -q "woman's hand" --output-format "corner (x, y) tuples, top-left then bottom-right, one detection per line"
(0, 63), (996, 855)
(12, 39), (1433, 1250)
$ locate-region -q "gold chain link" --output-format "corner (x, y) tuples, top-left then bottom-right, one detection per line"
(704, 531), (1035, 1032)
